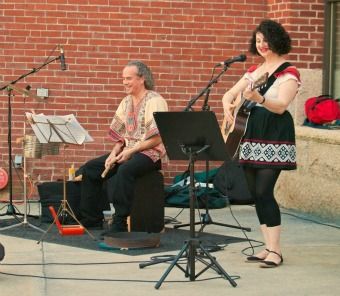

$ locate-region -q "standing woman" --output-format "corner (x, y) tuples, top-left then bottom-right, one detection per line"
(222, 19), (300, 268)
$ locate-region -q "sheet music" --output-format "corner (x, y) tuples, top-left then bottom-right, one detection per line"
(26, 112), (93, 145)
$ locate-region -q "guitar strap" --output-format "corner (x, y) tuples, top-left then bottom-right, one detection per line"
(258, 61), (291, 96)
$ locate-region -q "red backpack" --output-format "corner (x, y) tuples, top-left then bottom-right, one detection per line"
(305, 95), (340, 124)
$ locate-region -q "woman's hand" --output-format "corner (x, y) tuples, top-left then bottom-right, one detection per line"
(223, 100), (239, 126)
(222, 77), (249, 125)
(242, 87), (263, 104)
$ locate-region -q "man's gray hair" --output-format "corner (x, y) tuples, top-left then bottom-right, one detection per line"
(126, 60), (155, 90)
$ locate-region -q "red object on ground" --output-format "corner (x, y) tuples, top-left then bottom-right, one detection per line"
(49, 206), (85, 236)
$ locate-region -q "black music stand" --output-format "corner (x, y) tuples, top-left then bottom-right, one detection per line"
(166, 108), (251, 232)
(139, 111), (237, 289)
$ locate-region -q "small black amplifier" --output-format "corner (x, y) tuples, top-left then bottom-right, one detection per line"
(37, 181), (81, 223)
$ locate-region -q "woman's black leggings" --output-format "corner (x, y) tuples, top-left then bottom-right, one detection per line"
(243, 167), (281, 227)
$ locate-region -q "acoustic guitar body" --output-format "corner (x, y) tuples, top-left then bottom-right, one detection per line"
(221, 72), (269, 160)
(225, 110), (250, 159)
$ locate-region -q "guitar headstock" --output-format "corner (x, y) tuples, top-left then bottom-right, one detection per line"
(251, 72), (269, 90)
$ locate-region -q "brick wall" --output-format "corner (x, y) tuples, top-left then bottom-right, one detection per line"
(0, 0), (324, 200)
(267, 0), (325, 69)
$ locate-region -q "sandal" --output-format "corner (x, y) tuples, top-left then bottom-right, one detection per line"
(259, 250), (283, 268)
(246, 248), (270, 263)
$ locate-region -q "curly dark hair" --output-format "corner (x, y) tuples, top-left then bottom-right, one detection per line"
(126, 60), (155, 90)
(249, 19), (291, 56)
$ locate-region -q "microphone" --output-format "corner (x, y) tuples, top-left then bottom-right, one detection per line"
(215, 54), (247, 67)
(59, 46), (67, 71)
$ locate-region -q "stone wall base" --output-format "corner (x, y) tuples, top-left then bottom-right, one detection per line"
(276, 126), (340, 222)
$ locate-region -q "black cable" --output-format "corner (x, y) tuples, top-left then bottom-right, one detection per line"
(1, 260), (146, 266)
(222, 204), (265, 257)
(229, 204), (340, 257)
(0, 271), (238, 283)
(159, 198), (247, 258)
(240, 239), (265, 257)
(166, 198), (340, 260)
(164, 207), (186, 225)
(280, 209), (340, 229)
(149, 254), (176, 261)
(246, 204), (340, 229)
(164, 215), (182, 225)
(197, 244), (226, 254)
(9, 192), (324, 286)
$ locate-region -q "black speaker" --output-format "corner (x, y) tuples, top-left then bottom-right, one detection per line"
(37, 181), (81, 223)
(213, 160), (254, 205)
(129, 171), (164, 233)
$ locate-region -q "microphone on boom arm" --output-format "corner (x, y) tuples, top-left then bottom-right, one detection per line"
(215, 54), (247, 67)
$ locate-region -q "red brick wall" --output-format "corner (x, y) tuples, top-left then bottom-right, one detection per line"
(0, 0), (324, 199)
(267, 0), (325, 69)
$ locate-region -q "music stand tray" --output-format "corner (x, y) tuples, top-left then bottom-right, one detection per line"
(153, 111), (227, 161)
(139, 111), (237, 289)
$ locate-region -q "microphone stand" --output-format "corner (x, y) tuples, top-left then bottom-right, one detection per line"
(184, 65), (230, 112)
(0, 54), (62, 92)
(176, 64), (251, 233)
(199, 87), (249, 232)
(0, 53), (63, 227)
(200, 88), (214, 231)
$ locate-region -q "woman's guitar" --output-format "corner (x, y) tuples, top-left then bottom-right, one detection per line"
(221, 72), (269, 159)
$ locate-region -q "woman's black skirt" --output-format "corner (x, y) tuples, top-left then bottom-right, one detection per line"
(238, 106), (297, 170)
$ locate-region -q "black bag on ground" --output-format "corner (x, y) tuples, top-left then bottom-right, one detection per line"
(165, 169), (228, 209)
(213, 160), (254, 205)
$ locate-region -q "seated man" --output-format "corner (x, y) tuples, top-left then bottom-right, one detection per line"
(78, 60), (168, 233)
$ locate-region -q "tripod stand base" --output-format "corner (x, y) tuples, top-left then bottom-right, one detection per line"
(0, 202), (39, 219)
(0, 203), (23, 217)
(0, 210), (44, 232)
(0, 220), (45, 232)
(0, 203), (43, 232)
(150, 111), (236, 289)
(140, 238), (237, 289)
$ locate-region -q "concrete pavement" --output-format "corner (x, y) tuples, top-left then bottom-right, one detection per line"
(0, 204), (339, 296)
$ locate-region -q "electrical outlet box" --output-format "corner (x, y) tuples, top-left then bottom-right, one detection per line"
(37, 88), (49, 98)
(14, 155), (23, 168)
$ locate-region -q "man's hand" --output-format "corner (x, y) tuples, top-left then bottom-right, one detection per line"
(102, 150), (118, 178)
(115, 148), (134, 164)
(105, 152), (116, 168)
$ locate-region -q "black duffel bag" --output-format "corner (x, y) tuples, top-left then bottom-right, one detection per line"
(213, 160), (254, 205)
